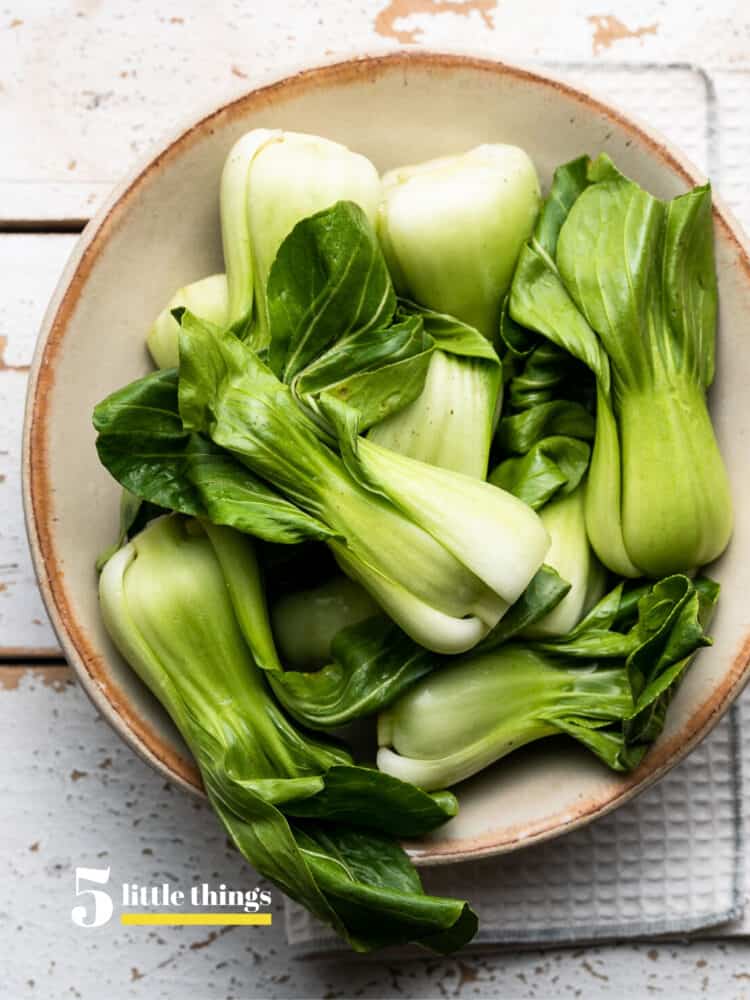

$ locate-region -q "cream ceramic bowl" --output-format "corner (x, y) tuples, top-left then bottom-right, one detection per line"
(23, 52), (750, 865)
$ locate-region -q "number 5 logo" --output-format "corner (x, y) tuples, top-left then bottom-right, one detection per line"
(71, 866), (114, 928)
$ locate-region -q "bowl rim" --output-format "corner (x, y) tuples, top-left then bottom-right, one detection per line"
(22, 49), (750, 865)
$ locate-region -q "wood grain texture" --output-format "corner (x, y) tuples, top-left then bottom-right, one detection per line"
(0, 235), (76, 656)
(1, 0), (749, 223)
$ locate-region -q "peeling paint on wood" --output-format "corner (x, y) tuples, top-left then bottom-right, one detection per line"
(374, 0), (497, 44)
(0, 665), (73, 691)
(0, 335), (30, 373)
(588, 14), (659, 55)
(1, 2), (748, 224)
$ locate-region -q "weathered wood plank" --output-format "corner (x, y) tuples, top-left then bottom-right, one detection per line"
(1, 1), (748, 223)
(0, 663), (71, 688)
(714, 71), (750, 234)
(0, 235), (77, 656)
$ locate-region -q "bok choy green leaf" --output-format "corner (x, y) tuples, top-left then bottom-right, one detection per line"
(264, 201), (434, 432)
(267, 199), (396, 381)
(491, 311), (604, 635)
(93, 368), (335, 544)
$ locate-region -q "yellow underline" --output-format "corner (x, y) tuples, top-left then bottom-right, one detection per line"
(121, 913), (272, 926)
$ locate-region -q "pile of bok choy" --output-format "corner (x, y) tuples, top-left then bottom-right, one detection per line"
(93, 130), (730, 953)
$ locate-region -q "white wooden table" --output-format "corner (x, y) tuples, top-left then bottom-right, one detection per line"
(3, 3), (750, 996)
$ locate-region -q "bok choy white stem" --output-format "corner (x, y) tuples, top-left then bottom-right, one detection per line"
(370, 145), (539, 478)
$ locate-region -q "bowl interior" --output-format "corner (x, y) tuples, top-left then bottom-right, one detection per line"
(25, 53), (750, 864)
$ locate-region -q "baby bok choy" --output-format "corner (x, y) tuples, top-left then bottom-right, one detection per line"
(378, 144), (541, 340)
(370, 145), (539, 478)
(95, 202), (544, 655)
(264, 201), (501, 443)
(377, 575), (718, 789)
(184, 311), (548, 653)
(147, 129), (381, 367)
(509, 154), (732, 577)
(94, 311), (548, 654)
(99, 514), (477, 953)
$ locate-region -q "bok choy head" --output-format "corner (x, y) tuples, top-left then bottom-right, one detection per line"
(222, 130), (381, 346)
(509, 154), (732, 577)
(99, 513), (477, 953)
(178, 311), (549, 653)
(370, 144), (537, 478)
(377, 574), (717, 789)
(367, 304), (502, 479)
(147, 274), (229, 370)
(271, 576), (378, 671)
(147, 130), (381, 366)
(378, 144), (540, 339)
(95, 203), (542, 655)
